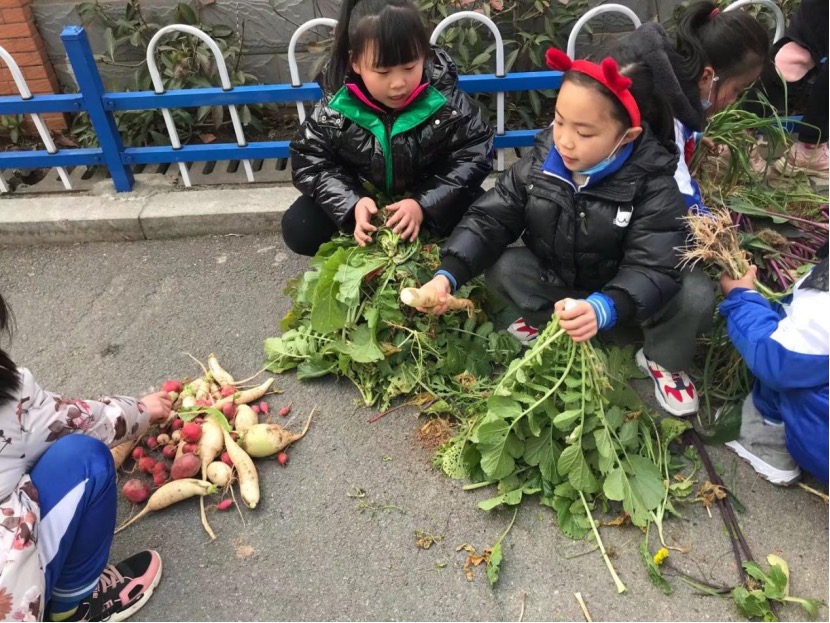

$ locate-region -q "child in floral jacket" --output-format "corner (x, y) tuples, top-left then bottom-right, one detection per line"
(1, 292), (169, 622)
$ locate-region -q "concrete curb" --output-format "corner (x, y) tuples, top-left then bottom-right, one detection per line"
(0, 175), (301, 246)
(0, 173), (498, 246)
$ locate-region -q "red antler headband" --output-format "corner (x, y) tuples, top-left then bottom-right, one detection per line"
(545, 48), (641, 128)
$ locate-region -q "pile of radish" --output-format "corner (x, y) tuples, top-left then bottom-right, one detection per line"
(112, 354), (314, 539)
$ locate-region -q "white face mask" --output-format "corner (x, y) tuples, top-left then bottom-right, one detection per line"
(701, 74), (719, 110)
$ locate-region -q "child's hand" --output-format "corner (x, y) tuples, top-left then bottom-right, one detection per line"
(720, 266), (757, 296)
(555, 298), (598, 342)
(415, 275), (452, 316)
(354, 197), (379, 246)
(140, 391), (173, 425)
(386, 198), (424, 242)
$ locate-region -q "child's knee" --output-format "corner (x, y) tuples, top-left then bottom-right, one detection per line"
(36, 435), (115, 483)
(680, 270), (717, 318)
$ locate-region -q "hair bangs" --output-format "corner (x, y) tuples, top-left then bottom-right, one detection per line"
(350, 6), (429, 69)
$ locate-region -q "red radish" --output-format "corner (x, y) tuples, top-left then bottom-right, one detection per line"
(220, 385), (237, 397)
(277, 452), (289, 467)
(259, 401), (270, 414)
(222, 402), (235, 418)
(278, 405), (291, 417)
(195, 400), (211, 408)
(251, 405), (261, 415)
(171, 453), (201, 480)
(162, 380), (183, 393)
(195, 417), (205, 425)
(156, 433), (171, 446)
(216, 499), (234, 512)
(171, 418), (184, 431)
(220, 452), (233, 467)
(123, 479), (151, 504)
(153, 471), (169, 487)
(162, 444), (177, 460)
(131, 447), (146, 461)
(183, 443), (198, 454)
(138, 457), (156, 473)
(152, 461), (168, 474)
(145, 436), (159, 450)
(181, 423), (202, 444)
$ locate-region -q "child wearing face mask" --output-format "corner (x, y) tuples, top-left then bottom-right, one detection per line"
(284, 0), (494, 257)
(615, 1), (770, 215)
(412, 49), (714, 418)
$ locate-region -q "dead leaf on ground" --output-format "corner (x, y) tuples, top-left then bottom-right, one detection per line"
(602, 513), (630, 527)
(233, 538), (255, 559)
(416, 417), (453, 452)
(415, 530), (444, 550)
(199, 133), (217, 144)
(456, 543), (491, 581)
(696, 480), (727, 508)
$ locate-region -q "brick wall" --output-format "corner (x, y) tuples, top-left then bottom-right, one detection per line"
(0, 0), (66, 132)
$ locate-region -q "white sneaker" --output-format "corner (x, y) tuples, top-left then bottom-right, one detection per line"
(507, 317), (538, 346)
(635, 348), (699, 416)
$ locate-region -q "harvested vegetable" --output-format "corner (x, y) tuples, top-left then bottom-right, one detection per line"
(239, 407), (314, 458)
(111, 441), (137, 470)
(181, 423), (202, 444)
(209, 353), (235, 387)
(222, 428), (259, 509)
(206, 461), (234, 487)
(400, 287), (474, 317)
(115, 479), (218, 533)
(277, 452), (289, 467)
(171, 453), (201, 480)
(234, 404), (258, 436)
(122, 479), (151, 504)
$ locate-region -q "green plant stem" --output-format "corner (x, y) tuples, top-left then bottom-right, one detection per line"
(579, 491), (627, 594)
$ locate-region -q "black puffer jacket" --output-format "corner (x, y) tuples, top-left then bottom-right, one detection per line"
(290, 46), (494, 236)
(440, 127), (688, 324)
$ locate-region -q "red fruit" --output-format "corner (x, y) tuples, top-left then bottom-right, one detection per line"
(181, 422), (202, 444)
(145, 436), (159, 450)
(278, 405), (291, 417)
(220, 385), (237, 397)
(183, 443), (198, 454)
(277, 452), (289, 467)
(216, 499), (234, 511)
(138, 457), (156, 474)
(222, 403), (235, 418)
(123, 479), (151, 504)
(220, 452), (233, 467)
(251, 405), (261, 415)
(131, 447), (146, 461)
(259, 401), (270, 414)
(162, 380), (183, 393)
(153, 471), (169, 487)
(162, 444), (177, 460)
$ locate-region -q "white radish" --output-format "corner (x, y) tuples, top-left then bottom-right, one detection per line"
(222, 428), (259, 509)
(234, 404), (259, 435)
(115, 479), (217, 533)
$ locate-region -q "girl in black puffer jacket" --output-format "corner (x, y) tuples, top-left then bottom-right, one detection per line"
(284, 0), (494, 256)
(414, 49), (716, 418)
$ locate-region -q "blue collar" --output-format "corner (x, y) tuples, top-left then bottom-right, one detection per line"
(541, 139), (634, 191)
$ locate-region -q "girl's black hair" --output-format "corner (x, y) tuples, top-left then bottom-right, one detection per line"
(562, 60), (674, 145)
(675, 1), (769, 82)
(0, 292), (20, 406)
(325, 0), (431, 91)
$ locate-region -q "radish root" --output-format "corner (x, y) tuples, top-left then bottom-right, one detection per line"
(399, 287), (475, 318)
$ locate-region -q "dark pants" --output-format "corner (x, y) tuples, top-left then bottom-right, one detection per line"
(485, 246), (716, 372)
(31, 435), (116, 612)
(281, 194), (349, 257)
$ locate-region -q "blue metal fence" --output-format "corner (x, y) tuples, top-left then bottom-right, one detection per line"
(0, 25), (562, 193)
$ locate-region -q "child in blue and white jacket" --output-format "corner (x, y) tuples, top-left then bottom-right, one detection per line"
(719, 255), (829, 486)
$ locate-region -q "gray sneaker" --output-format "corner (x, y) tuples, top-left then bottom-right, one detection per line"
(724, 394), (801, 486)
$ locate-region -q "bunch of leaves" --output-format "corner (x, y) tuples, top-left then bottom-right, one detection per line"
(733, 554), (824, 621)
(72, 0), (261, 148)
(693, 98), (828, 292)
(416, 0), (589, 130)
(0, 114), (25, 146)
(263, 223), (520, 411)
(439, 315), (689, 543)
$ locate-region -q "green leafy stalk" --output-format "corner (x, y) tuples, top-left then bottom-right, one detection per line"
(486, 507), (519, 586)
(579, 491), (626, 594)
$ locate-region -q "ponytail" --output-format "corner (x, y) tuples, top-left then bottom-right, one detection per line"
(675, 1), (769, 83)
(325, 0), (430, 91)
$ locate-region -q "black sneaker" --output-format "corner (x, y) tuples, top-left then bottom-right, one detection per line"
(67, 550), (162, 622)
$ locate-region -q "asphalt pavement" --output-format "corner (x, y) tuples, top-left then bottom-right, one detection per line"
(1, 228), (827, 621)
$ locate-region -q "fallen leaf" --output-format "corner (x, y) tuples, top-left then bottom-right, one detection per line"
(233, 539), (255, 559)
(199, 133), (217, 144)
(415, 530), (443, 550)
(696, 480), (727, 508)
(602, 513), (630, 527)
